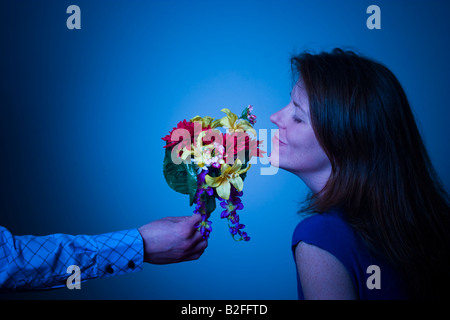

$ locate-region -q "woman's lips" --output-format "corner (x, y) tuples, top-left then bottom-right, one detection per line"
(272, 134), (287, 146)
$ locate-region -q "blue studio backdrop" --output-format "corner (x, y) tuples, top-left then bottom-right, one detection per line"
(0, 0), (449, 299)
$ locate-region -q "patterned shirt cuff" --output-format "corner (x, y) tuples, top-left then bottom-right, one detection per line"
(91, 228), (144, 278)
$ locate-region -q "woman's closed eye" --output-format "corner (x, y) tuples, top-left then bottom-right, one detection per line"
(293, 115), (303, 123)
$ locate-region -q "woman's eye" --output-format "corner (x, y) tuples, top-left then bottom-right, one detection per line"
(293, 116), (302, 123)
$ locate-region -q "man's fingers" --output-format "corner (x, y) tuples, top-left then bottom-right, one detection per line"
(189, 213), (203, 225)
(169, 214), (202, 226)
(184, 239), (208, 261)
(182, 214), (203, 237)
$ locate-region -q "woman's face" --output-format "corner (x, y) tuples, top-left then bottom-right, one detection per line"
(269, 81), (332, 192)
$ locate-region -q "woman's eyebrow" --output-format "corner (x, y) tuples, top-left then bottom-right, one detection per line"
(290, 91), (306, 114)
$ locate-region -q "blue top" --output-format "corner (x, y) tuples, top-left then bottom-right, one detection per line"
(292, 211), (410, 299)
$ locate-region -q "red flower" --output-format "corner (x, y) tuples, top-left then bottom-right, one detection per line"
(162, 120), (213, 150)
(222, 132), (266, 163)
(161, 120), (196, 149)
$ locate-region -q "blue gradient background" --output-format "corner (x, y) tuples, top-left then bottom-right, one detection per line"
(0, 0), (449, 299)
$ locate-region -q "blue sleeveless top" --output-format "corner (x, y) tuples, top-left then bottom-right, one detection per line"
(291, 211), (410, 299)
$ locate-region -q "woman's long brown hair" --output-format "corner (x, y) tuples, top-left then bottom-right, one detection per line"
(292, 48), (450, 299)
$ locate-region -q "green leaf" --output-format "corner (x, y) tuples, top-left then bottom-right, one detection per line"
(162, 147), (199, 206)
(205, 194), (216, 216)
(185, 162), (199, 206)
(240, 106), (249, 120)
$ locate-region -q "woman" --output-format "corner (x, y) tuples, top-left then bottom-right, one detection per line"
(269, 48), (450, 299)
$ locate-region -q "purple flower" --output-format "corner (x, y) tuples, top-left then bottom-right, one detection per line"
(197, 169), (214, 197)
(248, 114), (257, 125)
(197, 218), (212, 239)
(193, 170), (251, 241)
(229, 212), (239, 223)
(193, 169), (215, 239)
(220, 197), (243, 218)
(229, 221), (250, 242)
(220, 210), (230, 219)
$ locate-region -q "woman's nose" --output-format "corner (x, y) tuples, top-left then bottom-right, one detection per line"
(270, 108), (285, 128)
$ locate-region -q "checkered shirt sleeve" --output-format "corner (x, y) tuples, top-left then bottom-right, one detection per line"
(0, 226), (144, 291)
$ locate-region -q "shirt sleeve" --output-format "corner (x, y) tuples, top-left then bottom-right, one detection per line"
(0, 226), (144, 291)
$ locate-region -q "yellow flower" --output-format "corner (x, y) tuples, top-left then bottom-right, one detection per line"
(205, 159), (251, 200)
(190, 115), (221, 129)
(218, 108), (257, 136)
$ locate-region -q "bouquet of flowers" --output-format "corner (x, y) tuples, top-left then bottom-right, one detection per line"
(161, 105), (264, 241)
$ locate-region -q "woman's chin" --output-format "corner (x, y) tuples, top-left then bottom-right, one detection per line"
(268, 153), (280, 168)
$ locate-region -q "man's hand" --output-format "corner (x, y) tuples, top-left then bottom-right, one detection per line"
(138, 214), (208, 264)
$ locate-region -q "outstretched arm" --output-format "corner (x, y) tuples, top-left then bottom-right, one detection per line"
(0, 226), (143, 291)
(0, 214), (207, 291)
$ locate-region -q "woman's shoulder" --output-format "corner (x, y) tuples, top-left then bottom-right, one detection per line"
(291, 210), (368, 280)
(291, 210), (411, 299)
(292, 211), (358, 250)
